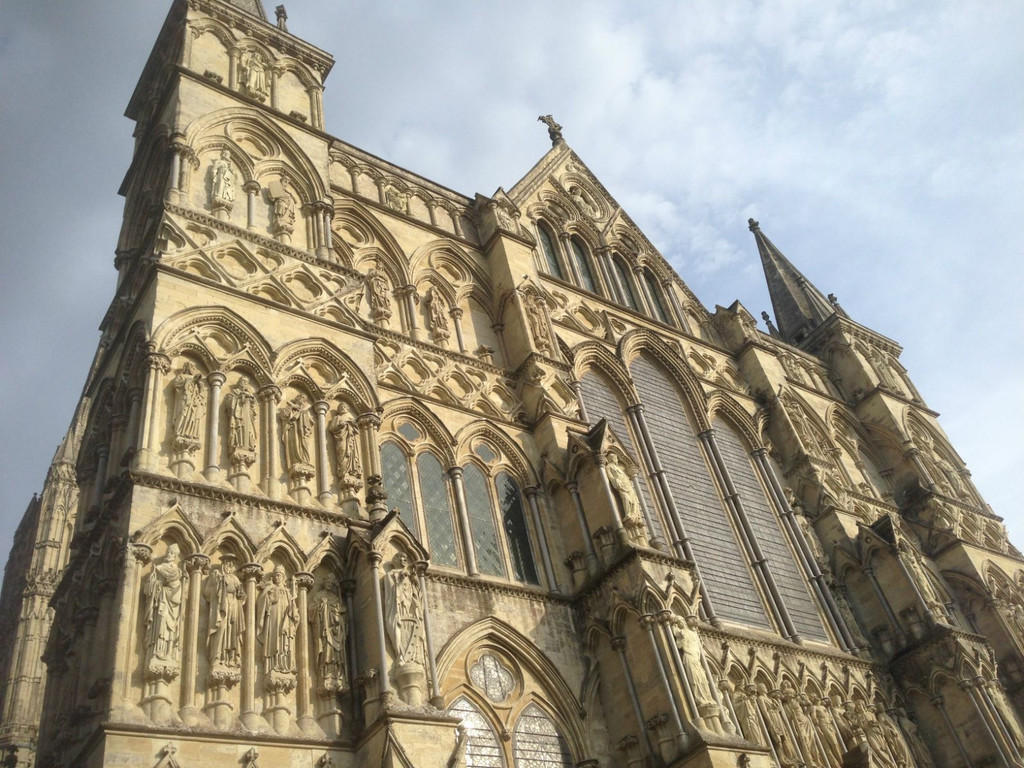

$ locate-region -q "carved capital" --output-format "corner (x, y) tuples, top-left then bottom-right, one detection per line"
(357, 411), (381, 430)
(610, 635), (626, 651)
(240, 562), (265, 583)
(184, 553), (210, 574)
(294, 571), (315, 591)
(313, 400), (330, 417)
(258, 385), (282, 404)
(131, 543), (153, 565)
(207, 371), (226, 387)
(242, 180), (262, 195)
(564, 481), (579, 494)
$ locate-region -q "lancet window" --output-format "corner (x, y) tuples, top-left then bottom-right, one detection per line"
(611, 255), (638, 310)
(568, 237), (598, 294)
(536, 223), (564, 280)
(446, 696), (574, 768)
(642, 268), (671, 325)
(462, 465), (539, 585)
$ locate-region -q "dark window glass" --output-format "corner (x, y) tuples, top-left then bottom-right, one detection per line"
(463, 465), (505, 577)
(381, 441), (417, 536)
(569, 239), (597, 293)
(418, 453), (458, 567)
(496, 472), (538, 584)
(644, 269), (670, 324)
(537, 225), (563, 279)
(613, 257), (638, 310)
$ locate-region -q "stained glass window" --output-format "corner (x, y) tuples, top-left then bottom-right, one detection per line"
(381, 441), (417, 536)
(569, 238), (597, 293)
(613, 257), (638, 310)
(537, 225), (563, 279)
(643, 268), (670, 324)
(418, 452), (459, 567)
(496, 473), (538, 585)
(463, 465), (505, 577)
(513, 704), (572, 767)
(469, 653), (515, 703)
(398, 421), (422, 442)
(448, 697), (504, 767)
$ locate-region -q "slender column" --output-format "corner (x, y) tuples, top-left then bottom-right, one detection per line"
(316, 202), (331, 259)
(181, 554), (210, 715)
(663, 279), (688, 332)
(138, 351), (170, 471)
(977, 678), (1022, 764)
(368, 553), (392, 706)
(342, 579), (361, 726)
(112, 543), (151, 709)
(125, 387), (143, 463)
(228, 48), (239, 90)
(631, 265), (654, 316)
(449, 467), (478, 576)
(565, 482), (598, 572)
(294, 572), (315, 729)
(624, 407), (667, 550)
(963, 679), (1013, 768)
(91, 445), (110, 511)
(269, 67), (279, 109)
(632, 406), (718, 624)
(641, 615), (688, 751)
(570, 379), (589, 423)
(594, 246), (616, 298)
(524, 487), (559, 593)
(931, 695), (972, 766)
(396, 285), (419, 339)
(167, 147), (182, 203)
(259, 386), (281, 499)
(450, 307), (467, 353)
(414, 562), (443, 707)
(243, 180), (260, 230)
(303, 204), (316, 251)
(313, 400), (332, 502)
(239, 562), (264, 728)
(701, 429), (798, 642)
(657, 611), (700, 724)
(203, 372), (225, 482)
(893, 542), (943, 622)
(862, 565), (907, 646)
(753, 448), (855, 651)
(558, 233), (583, 286)
(611, 636), (656, 760)
(594, 453), (628, 548)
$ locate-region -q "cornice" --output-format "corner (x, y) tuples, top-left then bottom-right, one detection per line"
(423, 569), (572, 606)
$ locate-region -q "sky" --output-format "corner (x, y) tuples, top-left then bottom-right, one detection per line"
(0, 1), (1021, 561)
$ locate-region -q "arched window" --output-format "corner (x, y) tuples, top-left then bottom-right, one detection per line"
(612, 256), (638, 310)
(418, 452), (459, 567)
(381, 441), (417, 536)
(643, 268), (671, 324)
(513, 703), (573, 767)
(496, 473), (538, 585)
(448, 697), (504, 767)
(569, 238), (597, 293)
(536, 224), (563, 280)
(464, 465), (506, 578)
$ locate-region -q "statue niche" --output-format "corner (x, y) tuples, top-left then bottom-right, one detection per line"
(383, 551), (427, 706)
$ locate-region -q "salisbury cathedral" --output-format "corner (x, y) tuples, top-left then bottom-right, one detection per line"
(1, 1), (1021, 766)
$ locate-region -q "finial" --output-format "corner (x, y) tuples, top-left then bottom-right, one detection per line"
(538, 115), (564, 147)
(761, 311), (777, 335)
(275, 5), (288, 31)
(747, 218), (760, 232)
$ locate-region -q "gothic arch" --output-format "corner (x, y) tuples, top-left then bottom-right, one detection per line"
(435, 616), (587, 756)
(571, 341), (637, 405)
(708, 392), (762, 452)
(201, 517), (255, 563)
(154, 306), (273, 383)
(454, 421), (537, 488)
(253, 525), (305, 573)
(274, 55), (321, 91)
(272, 338), (377, 410)
(620, 335), (711, 432)
(189, 17), (238, 53)
(135, 504), (203, 555)
(380, 398), (457, 467)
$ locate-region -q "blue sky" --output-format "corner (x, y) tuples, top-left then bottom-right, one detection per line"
(0, 0), (1021, 557)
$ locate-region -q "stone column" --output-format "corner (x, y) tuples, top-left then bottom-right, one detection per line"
(342, 579), (361, 727)
(227, 47), (239, 89)
(316, 202), (332, 260)
(523, 487), (559, 593)
(180, 554), (210, 724)
(449, 467), (478, 576)
(657, 610), (701, 727)
(259, 386), (281, 500)
(594, 453), (628, 550)
(963, 679), (1014, 768)
(204, 372), (225, 482)
(294, 572), (317, 734)
(862, 565), (907, 647)
(313, 400), (332, 503)
(303, 204), (316, 252)
(109, 543), (151, 712)
(414, 561), (443, 708)
(558, 233), (584, 286)
(358, 412), (383, 521)
(137, 350), (170, 472)
(243, 180), (261, 230)
(91, 444), (110, 512)
(570, 379), (589, 422)
(239, 562), (264, 730)
(565, 482), (598, 575)
(631, 265), (654, 316)
(450, 307), (467, 353)
(611, 635), (656, 761)
(167, 144), (183, 204)
(368, 552), (392, 713)
(641, 615), (688, 754)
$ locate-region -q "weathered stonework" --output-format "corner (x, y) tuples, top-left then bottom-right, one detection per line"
(1, 1), (1022, 767)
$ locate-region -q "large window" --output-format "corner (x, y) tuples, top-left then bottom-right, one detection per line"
(447, 697), (573, 768)
(463, 465), (540, 585)
(449, 697), (504, 767)
(612, 255), (638, 310)
(536, 224), (564, 280)
(569, 238), (597, 294)
(643, 268), (671, 325)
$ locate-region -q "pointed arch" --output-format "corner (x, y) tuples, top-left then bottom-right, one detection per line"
(380, 398), (457, 467)
(617, 331), (710, 431)
(570, 341), (636, 405)
(153, 306), (274, 384)
(334, 199), (411, 286)
(134, 504), (203, 554)
(272, 337), (377, 410)
(455, 421), (538, 488)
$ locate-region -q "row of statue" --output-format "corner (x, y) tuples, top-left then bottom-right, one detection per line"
(207, 152), (295, 235)
(169, 365), (363, 491)
(142, 546), (349, 693)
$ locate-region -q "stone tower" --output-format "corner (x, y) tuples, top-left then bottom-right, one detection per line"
(2, 1), (1024, 767)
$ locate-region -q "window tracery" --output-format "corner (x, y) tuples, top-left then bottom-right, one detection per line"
(448, 696), (505, 767)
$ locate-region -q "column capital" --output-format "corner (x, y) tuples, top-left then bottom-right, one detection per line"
(258, 385), (282, 403)
(357, 411), (381, 429)
(207, 371), (227, 387)
(184, 553), (211, 574)
(242, 180), (261, 194)
(448, 465), (465, 480)
(240, 562), (265, 582)
(564, 480), (580, 493)
(313, 400), (330, 416)
(294, 571), (315, 591)
(368, 550), (384, 567)
(523, 485), (540, 500)
(146, 352), (172, 374)
(414, 559), (430, 577)
(639, 614), (657, 630)
(131, 542), (153, 564)
(610, 635), (627, 651)
(626, 403), (645, 416)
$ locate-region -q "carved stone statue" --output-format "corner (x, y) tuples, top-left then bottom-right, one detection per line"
(986, 679), (1024, 751)
(210, 150), (235, 207)
(143, 544), (185, 673)
(227, 375), (258, 466)
(384, 185), (406, 212)
(783, 690), (822, 768)
(242, 52), (269, 101)
(270, 177), (296, 237)
(734, 684), (766, 746)
(852, 700), (897, 768)
(537, 114), (563, 144)
(279, 394), (315, 477)
(669, 614), (716, 709)
(383, 552), (426, 667)
(568, 186), (599, 218)
(875, 704), (913, 768)
(256, 567), (298, 674)
(898, 543), (946, 615)
(756, 684), (798, 766)
(172, 362), (205, 454)
(204, 557), (245, 668)
(521, 289), (552, 354)
(329, 402), (362, 494)
(811, 698), (845, 768)
(605, 452), (641, 525)
(365, 268), (392, 322)
(424, 288), (450, 345)
(311, 577), (348, 692)
(895, 707), (934, 768)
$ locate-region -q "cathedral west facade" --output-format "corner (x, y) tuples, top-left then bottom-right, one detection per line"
(2, 1), (1023, 766)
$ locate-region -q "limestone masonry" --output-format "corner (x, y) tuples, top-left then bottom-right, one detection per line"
(2, 1), (1022, 766)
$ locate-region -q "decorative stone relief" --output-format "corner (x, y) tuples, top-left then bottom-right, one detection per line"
(227, 376), (258, 471)
(143, 544), (184, 686)
(241, 52), (270, 102)
(329, 402), (362, 499)
(279, 394), (315, 483)
(605, 452), (642, 530)
(269, 178), (296, 242)
(311, 577), (348, 694)
(537, 114), (563, 144)
(383, 552), (427, 705)
(755, 684), (798, 766)
(520, 288), (553, 355)
(210, 151), (236, 217)
(424, 288), (450, 346)
(365, 268), (392, 323)
(384, 185), (407, 213)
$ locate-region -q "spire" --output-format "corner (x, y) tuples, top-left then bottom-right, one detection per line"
(224, 0), (268, 21)
(748, 218), (837, 345)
